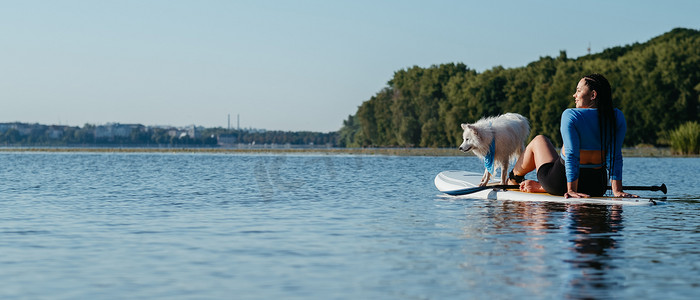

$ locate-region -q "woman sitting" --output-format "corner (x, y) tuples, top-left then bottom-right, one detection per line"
(508, 73), (638, 199)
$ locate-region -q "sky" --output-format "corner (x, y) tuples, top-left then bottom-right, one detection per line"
(1, 0), (698, 132)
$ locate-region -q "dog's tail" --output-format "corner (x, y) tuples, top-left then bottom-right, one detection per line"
(504, 113), (530, 163)
(503, 113), (531, 136)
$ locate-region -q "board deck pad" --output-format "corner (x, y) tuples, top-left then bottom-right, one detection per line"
(435, 170), (656, 206)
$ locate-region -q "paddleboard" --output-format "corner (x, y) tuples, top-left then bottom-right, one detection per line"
(435, 170), (656, 206)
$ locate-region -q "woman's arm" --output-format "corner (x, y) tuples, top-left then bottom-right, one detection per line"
(609, 111), (636, 198)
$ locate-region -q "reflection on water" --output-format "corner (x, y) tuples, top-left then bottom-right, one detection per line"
(566, 205), (623, 299)
(477, 202), (627, 299)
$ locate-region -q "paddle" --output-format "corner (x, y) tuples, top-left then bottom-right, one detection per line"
(618, 183), (667, 194)
(444, 183), (667, 196)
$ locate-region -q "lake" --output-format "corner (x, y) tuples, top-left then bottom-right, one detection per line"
(0, 152), (698, 299)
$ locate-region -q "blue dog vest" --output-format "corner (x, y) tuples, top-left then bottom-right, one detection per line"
(484, 138), (496, 174)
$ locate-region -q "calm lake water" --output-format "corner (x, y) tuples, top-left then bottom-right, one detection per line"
(0, 152), (698, 299)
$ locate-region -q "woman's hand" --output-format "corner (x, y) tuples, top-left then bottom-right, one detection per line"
(564, 180), (589, 198)
(613, 191), (639, 198)
(564, 190), (590, 199)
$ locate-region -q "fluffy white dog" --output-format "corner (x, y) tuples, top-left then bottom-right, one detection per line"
(459, 113), (530, 186)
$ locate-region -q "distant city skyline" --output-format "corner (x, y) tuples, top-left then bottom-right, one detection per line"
(0, 119), (267, 132)
(1, 1), (698, 132)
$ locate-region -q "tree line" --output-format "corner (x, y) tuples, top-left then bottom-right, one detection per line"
(339, 28), (699, 148)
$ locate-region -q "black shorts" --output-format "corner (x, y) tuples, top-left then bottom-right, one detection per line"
(537, 157), (607, 196)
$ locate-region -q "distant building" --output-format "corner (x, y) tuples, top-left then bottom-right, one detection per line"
(95, 123), (145, 140)
(47, 126), (65, 139)
(0, 122), (68, 139)
(217, 134), (237, 147)
(167, 128), (179, 138)
(186, 125), (199, 139)
(163, 125), (199, 139)
(0, 123), (46, 136)
(16, 124), (35, 136)
(0, 123), (13, 134)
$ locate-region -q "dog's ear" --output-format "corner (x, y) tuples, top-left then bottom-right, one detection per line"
(468, 125), (483, 138)
(462, 123), (477, 131)
(462, 123), (478, 134)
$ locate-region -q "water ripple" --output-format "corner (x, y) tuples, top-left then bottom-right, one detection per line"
(0, 153), (698, 299)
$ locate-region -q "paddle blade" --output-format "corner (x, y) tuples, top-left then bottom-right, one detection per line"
(443, 185), (519, 196)
(443, 186), (492, 196)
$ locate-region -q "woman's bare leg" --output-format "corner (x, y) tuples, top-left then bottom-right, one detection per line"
(512, 135), (559, 177)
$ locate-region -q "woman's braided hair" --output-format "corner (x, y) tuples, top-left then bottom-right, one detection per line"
(583, 73), (616, 180)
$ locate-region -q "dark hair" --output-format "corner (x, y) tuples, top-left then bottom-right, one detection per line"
(583, 73), (616, 179)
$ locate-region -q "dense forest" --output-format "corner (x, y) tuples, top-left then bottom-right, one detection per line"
(339, 28), (699, 148)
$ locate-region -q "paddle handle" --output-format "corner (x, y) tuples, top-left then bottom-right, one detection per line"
(609, 183), (667, 194)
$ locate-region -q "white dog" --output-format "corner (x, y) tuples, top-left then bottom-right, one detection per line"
(459, 113), (530, 186)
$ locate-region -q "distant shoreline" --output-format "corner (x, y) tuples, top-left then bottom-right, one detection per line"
(0, 146), (691, 157)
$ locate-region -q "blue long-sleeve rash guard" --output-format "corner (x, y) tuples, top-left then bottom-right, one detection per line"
(560, 108), (626, 182)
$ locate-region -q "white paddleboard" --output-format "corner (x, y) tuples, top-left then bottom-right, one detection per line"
(435, 170), (656, 206)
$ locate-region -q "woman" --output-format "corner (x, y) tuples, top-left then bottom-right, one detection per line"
(507, 73), (638, 199)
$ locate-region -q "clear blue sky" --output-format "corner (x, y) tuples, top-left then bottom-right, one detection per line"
(1, 0), (698, 132)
